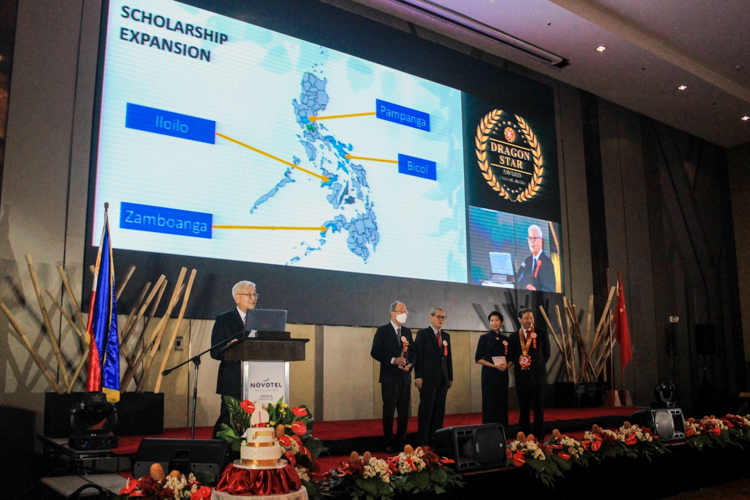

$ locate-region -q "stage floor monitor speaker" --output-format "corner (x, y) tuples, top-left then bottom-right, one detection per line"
(134, 439), (230, 478)
(632, 408), (685, 442)
(433, 424), (505, 472)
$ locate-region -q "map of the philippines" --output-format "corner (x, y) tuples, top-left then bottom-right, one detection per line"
(250, 70), (380, 264)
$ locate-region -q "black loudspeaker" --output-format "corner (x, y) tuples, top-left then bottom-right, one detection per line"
(631, 408), (685, 442)
(133, 439), (231, 478)
(433, 424), (506, 471)
(695, 324), (716, 355)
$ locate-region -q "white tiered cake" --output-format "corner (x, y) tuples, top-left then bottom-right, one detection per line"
(241, 428), (283, 467)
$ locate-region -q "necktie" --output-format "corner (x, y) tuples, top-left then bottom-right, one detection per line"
(533, 259), (538, 274)
(436, 329), (442, 347)
(397, 327), (401, 340)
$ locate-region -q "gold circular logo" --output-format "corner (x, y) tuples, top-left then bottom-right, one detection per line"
(475, 110), (544, 203)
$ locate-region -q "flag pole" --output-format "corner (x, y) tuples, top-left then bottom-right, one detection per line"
(617, 271), (634, 406)
(610, 269), (615, 389)
(604, 268), (621, 407)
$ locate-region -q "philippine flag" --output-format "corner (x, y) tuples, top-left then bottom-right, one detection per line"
(86, 206), (120, 402)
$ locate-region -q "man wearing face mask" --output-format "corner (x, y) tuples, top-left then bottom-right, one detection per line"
(371, 301), (414, 453)
(210, 280), (258, 438)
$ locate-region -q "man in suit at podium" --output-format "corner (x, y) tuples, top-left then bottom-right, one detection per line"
(370, 301), (414, 453)
(516, 224), (556, 292)
(210, 280), (258, 438)
(414, 307), (453, 447)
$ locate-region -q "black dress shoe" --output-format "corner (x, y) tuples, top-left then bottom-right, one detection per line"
(385, 445), (395, 454)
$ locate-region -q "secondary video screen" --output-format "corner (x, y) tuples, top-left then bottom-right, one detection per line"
(467, 206), (562, 293)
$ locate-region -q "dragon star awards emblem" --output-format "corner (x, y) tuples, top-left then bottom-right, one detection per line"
(475, 110), (544, 203)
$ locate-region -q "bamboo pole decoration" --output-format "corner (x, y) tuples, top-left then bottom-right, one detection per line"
(115, 265), (136, 301)
(121, 279), (169, 392)
(588, 294), (617, 365)
(46, 290), (86, 342)
(132, 280), (171, 389)
(564, 304), (587, 382)
(154, 269), (197, 393)
(563, 305), (579, 381)
(557, 305), (576, 382)
(123, 280), (165, 377)
(57, 266), (87, 336)
(593, 286), (617, 344)
(67, 348), (89, 393)
(592, 312), (614, 377)
(119, 282), (151, 348)
(555, 305), (575, 380)
(122, 274), (167, 346)
(25, 255), (70, 387)
(128, 277), (186, 392)
(0, 299), (64, 394)
(584, 295), (594, 350)
(539, 306), (572, 379)
(118, 282), (152, 371)
(122, 276), (165, 348)
(136, 270), (187, 392)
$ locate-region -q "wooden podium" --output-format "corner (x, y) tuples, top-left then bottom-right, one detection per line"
(223, 334), (308, 403)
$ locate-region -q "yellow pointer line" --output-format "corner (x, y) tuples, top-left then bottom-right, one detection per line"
(215, 132), (330, 182)
(213, 225), (328, 232)
(491, 163), (532, 175)
(345, 154), (398, 164)
(309, 112), (376, 122)
(489, 137), (531, 152)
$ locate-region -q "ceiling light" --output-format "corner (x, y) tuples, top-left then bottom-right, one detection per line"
(742, 116), (750, 121)
(596, 46), (606, 52)
(678, 85), (687, 91)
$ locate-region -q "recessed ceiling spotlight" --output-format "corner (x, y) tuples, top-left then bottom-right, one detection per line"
(742, 116), (750, 121)
(596, 46), (606, 52)
(678, 85), (687, 90)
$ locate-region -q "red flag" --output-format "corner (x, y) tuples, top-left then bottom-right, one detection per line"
(615, 272), (632, 370)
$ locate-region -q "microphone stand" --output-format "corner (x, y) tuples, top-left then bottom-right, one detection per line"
(161, 329), (246, 439)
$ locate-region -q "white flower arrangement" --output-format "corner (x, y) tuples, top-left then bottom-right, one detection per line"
(295, 466), (310, 483)
(509, 439), (546, 460)
(163, 473), (199, 499)
(619, 424), (653, 443)
(363, 457), (392, 483)
(558, 436), (585, 458)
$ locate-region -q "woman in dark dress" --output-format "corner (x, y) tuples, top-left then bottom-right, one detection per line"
(475, 311), (513, 426)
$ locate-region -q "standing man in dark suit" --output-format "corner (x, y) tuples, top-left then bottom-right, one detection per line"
(509, 307), (550, 438)
(414, 307), (453, 447)
(516, 224), (556, 292)
(370, 301), (414, 453)
(210, 280), (258, 438)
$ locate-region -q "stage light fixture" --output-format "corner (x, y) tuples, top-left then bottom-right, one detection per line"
(596, 46), (606, 52)
(678, 85), (687, 90)
(654, 379), (677, 404)
(69, 391), (118, 450)
(742, 116), (749, 121)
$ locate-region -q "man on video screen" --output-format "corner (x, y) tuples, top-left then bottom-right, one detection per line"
(516, 225), (555, 292)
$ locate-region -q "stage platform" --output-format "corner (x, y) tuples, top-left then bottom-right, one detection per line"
(113, 406), (640, 466)
(99, 407), (750, 499)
